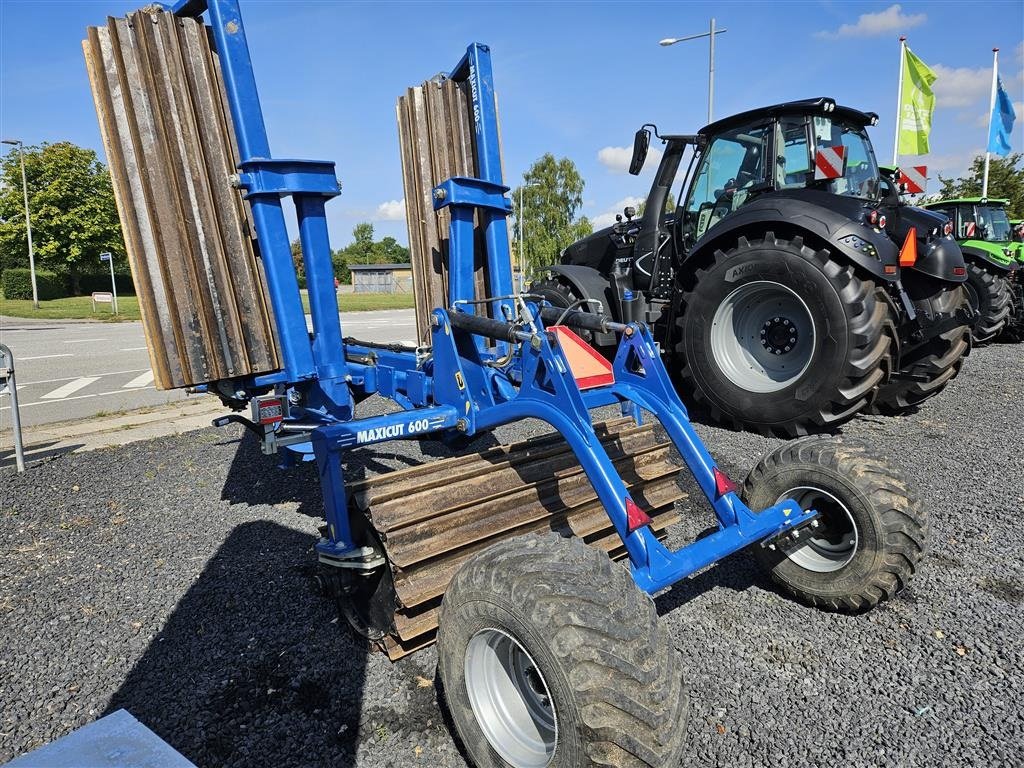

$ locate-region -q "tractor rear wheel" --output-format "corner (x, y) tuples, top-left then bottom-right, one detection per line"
(962, 261), (1012, 343)
(871, 281), (971, 415)
(530, 276), (597, 345)
(676, 233), (892, 437)
(743, 436), (927, 612)
(437, 533), (687, 768)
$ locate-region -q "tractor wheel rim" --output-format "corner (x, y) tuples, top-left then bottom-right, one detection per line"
(465, 628), (557, 767)
(710, 281), (817, 393)
(775, 486), (859, 572)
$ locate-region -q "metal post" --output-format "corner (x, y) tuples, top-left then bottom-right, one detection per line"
(518, 184), (524, 289)
(707, 18), (716, 125)
(102, 252), (119, 315)
(892, 36), (906, 167)
(1, 345), (26, 473)
(982, 47), (999, 200)
(2, 139), (38, 309)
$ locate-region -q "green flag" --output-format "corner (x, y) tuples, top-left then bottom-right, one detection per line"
(897, 46), (937, 155)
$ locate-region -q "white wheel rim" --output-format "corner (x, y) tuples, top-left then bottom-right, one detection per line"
(465, 628), (557, 767)
(710, 281), (817, 393)
(775, 486), (859, 572)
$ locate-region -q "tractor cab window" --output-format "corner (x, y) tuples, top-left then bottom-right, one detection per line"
(774, 117), (810, 189)
(976, 204), (1012, 242)
(810, 117), (880, 199)
(683, 122), (769, 240)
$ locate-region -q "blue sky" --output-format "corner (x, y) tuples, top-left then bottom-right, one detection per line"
(1, 1), (1021, 248)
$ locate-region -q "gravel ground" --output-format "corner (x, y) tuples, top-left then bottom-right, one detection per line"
(2, 342), (1022, 767)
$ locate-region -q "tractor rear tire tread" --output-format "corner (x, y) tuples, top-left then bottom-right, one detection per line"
(743, 436), (927, 612)
(965, 261), (1012, 343)
(676, 233), (893, 438)
(438, 533), (687, 768)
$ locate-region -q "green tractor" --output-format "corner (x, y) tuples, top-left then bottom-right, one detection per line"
(921, 197), (1017, 342)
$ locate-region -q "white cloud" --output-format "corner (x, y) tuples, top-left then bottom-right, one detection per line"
(597, 145), (663, 174)
(815, 4), (926, 40)
(374, 198), (405, 221)
(931, 64), (990, 108)
(923, 149), (983, 178)
(973, 102), (1024, 128)
(592, 196), (646, 229)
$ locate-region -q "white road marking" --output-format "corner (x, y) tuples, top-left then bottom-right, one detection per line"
(16, 354), (74, 361)
(18, 368), (150, 388)
(40, 377), (101, 400)
(120, 346), (149, 351)
(63, 338), (108, 344)
(0, 385), (157, 411)
(122, 370), (155, 388)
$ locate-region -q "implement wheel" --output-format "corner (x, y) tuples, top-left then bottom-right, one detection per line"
(437, 534), (687, 768)
(962, 261), (1011, 344)
(872, 281), (971, 415)
(676, 233), (891, 437)
(743, 436), (927, 612)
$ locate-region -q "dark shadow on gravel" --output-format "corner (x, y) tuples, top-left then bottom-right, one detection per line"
(104, 521), (370, 768)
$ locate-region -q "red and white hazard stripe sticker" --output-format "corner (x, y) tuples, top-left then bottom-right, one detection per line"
(965, 221), (976, 238)
(814, 146), (846, 180)
(898, 165), (927, 194)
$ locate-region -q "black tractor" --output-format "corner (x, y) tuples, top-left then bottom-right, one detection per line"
(532, 98), (974, 436)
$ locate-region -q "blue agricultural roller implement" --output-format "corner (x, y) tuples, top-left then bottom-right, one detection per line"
(83, 2), (928, 765)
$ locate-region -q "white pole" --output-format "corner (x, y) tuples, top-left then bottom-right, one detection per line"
(103, 252), (118, 315)
(708, 18), (716, 124)
(519, 184), (524, 288)
(892, 36), (906, 167)
(982, 47), (999, 200)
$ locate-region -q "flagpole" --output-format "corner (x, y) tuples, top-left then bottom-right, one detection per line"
(982, 47), (999, 199)
(893, 36), (906, 166)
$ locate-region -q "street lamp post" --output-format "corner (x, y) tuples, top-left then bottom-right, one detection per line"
(518, 181), (539, 289)
(659, 19), (728, 125)
(2, 138), (39, 309)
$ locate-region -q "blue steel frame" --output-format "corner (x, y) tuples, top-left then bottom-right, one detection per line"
(165, 0), (815, 595)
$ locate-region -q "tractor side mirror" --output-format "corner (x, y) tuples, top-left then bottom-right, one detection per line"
(629, 128), (651, 176)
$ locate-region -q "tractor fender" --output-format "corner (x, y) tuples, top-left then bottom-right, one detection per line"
(686, 196), (899, 282)
(961, 243), (1015, 272)
(543, 264), (619, 319)
(909, 237), (969, 282)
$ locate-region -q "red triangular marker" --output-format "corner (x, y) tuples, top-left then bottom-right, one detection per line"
(899, 227), (917, 267)
(625, 497), (653, 533)
(713, 467), (739, 498)
(550, 325), (614, 389)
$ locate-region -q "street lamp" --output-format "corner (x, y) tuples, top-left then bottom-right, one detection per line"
(1, 138), (38, 309)
(659, 19), (728, 125)
(517, 181), (539, 289)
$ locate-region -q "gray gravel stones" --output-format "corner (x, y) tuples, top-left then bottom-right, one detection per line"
(2, 343), (1023, 767)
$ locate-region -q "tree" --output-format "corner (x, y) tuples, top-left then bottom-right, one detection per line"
(511, 154), (592, 275)
(373, 235), (410, 264)
(0, 142), (124, 294)
(636, 191), (676, 218)
(936, 153), (1024, 217)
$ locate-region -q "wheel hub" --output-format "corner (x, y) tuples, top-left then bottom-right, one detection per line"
(760, 316), (799, 355)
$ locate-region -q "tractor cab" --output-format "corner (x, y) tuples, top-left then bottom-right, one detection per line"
(924, 198), (1013, 244)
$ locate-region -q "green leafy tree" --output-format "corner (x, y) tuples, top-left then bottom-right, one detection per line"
(373, 235), (410, 264)
(345, 222), (377, 265)
(0, 142), (124, 294)
(511, 154), (592, 274)
(636, 191), (676, 218)
(937, 153), (1024, 217)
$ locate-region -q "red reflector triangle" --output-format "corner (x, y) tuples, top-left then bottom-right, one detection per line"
(713, 467), (739, 498)
(550, 325), (614, 390)
(625, 497), (653, 533)
(899, 227), (918, 267)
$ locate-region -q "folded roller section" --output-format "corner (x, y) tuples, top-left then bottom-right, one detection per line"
(83, 9), (280, 389)
(346, 419), (687, 660)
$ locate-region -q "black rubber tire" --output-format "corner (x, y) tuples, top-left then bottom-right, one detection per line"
(742, 436), (927, 612)
(530, 276), (597, 345)
(871, 282), (971, 415)
(676, 233), (892, 437)
(1002, 273), (1024, 341)
(437, 533), (687, 768)
(962, 261), (1012, 344)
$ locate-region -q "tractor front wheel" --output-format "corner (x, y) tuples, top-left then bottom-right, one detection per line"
(437, 533), (687, 768)
(962, 261), (1012, 344)
(743, 436), (927, 612)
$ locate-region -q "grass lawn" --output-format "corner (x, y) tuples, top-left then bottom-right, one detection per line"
(0, 291), (413, 321)
(0, 295), (142, 321)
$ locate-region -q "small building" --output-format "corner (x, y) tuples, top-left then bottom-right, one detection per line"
(349, 263), (413, 294)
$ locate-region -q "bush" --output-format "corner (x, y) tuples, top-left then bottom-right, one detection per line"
(1, 268), (63, 300)
(78, 272), (136, 296)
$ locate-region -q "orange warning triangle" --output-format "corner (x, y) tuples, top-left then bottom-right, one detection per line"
(550, 325), (614, 390)
(899, 227), (918, 267)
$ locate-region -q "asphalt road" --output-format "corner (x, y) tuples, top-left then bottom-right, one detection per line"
(0, 309), (417, 429)
(1, 341), (1022, 767)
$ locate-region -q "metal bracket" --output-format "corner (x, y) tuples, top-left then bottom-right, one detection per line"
(317, 545), (386, 571)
